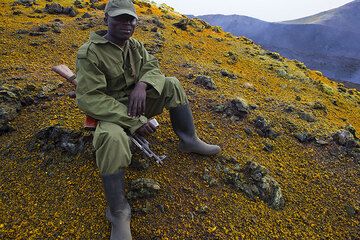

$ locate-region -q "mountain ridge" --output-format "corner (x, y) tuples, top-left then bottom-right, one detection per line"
(194, 0), (360, 84)
(282, 0), (360, 34)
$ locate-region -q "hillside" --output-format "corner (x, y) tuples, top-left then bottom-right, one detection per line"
(196, 15), (360, 59)
(282, 0), (360, 35)
(195, 0), (360, 85)
(0, 0), (359, 239)
(192, 14), (271, 36)
(194, 14), (269, 39)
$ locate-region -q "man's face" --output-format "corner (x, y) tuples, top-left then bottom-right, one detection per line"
(106, 14), (137, 41)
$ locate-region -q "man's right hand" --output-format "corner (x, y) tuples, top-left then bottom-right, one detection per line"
(128, 82), (148, 117)
(135, 121), (157, 136)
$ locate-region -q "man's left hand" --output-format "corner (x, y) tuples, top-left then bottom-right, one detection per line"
(128, 82), (147, 117)
(135, 121), (157, 136)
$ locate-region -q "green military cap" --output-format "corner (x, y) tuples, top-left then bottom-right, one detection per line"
(105, 0), (138, 19)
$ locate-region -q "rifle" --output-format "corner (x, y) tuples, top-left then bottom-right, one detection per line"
(51, 64), (166, 164)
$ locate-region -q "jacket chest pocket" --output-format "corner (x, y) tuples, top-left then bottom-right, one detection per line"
(106, 75), (127, 99)
(124, 49), (143, 80)
(104, 62), (127, 97)
(105, 60), (124, 80)
(132, 50), (143, 70)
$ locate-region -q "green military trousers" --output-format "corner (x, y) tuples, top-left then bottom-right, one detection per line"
(93, 77), (188, 174)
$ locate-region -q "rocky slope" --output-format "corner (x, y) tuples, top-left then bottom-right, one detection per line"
(195, 1), (360, 86)
(0, 0), (359, 239)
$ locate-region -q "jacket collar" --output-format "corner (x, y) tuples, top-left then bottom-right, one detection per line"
(90, 30), (109, 44)
(90, 30), (133, 52)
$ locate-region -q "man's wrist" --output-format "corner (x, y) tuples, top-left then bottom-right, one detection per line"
(129, 115), (148, 134)
(136, 81), (148, 89)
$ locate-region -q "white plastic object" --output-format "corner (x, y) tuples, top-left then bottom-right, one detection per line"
(149, 118), (159, 128)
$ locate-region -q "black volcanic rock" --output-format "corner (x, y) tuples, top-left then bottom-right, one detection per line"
(31, 126), (87, 155)
(127, 178), (161, 200)
(253, 116), (279, 139)
(194, 75), (217, 90)
(44, 3), (77, 17)
(224, 161), (285, 210)
(173, 19), (189, 30)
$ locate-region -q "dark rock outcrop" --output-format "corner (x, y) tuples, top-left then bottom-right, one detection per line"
(150, 17), (165, 29)
(0, 87), (22, 135)
(224, 161), (285, 210)
(28, 126), (90, 155)
(298, 111), (316, 122)
(16, 0), (36, 7)
(202, 168), (219, 186)
(294, 132), (315, 143)
(220, 69), (237, 79)
(127, 178), (161, 200)
(173, 19), (189, 31)
(194, 76), (217, 90)
(253, 116), (279, 139)
(44, 3), (77, 17)
(332, 129), (359, 148)
(213, 98), (250, 120)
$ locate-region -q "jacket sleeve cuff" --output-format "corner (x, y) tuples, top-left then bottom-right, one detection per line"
(129, 115), (148, 135)
(139, 75), (165, 95)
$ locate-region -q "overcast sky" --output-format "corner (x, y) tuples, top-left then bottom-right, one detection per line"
(151, 0), (354, 22)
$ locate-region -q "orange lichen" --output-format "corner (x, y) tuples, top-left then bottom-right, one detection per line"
(0, 0), (359, 239)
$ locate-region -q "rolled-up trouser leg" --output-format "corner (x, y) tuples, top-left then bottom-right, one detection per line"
(93, 121), (132, 175)
(145, 77), (188, 118)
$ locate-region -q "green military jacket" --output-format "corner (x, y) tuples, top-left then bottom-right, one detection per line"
(76, 30), (166, 134)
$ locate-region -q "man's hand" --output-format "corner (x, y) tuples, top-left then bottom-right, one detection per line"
(128, 82), (147, 117)
(135, 121), (157, 136)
